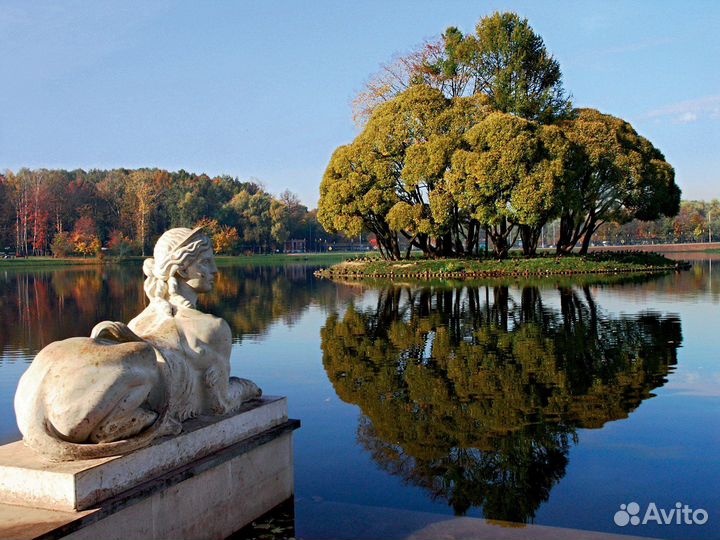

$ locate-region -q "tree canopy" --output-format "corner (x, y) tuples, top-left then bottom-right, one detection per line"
(323, 12), (680, 259)
(353, 11), (571, 125)
(556, 109), (681, 254)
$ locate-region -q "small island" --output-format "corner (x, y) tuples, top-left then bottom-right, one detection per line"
(315, 251), (687, 281)
(316, 13), (684, 285)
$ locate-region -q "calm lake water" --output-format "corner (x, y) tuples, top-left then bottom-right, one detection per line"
(1, 256), (719, 539)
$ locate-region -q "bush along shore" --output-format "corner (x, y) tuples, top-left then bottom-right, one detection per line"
(314, 252), (690, 281)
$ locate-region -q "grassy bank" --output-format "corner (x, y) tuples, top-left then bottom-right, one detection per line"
(0, 252), (352, 270)
(214, 252), (351, 266)
(0, 256), (107, 269)
(314, 252), (688, 281)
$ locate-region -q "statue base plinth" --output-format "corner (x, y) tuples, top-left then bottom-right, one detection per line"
(0, 397), (299, 540)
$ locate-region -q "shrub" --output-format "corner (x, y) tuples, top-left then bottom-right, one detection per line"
(51, 232), (73, 257)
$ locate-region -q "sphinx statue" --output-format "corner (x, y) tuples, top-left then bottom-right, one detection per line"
(14, 227), (261, 461)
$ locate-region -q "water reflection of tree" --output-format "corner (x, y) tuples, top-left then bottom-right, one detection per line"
(0, 267), (144, 357)
(0, 264), (350, 361)
(200, 265), (354, 342)
(321, 285), (681, 522)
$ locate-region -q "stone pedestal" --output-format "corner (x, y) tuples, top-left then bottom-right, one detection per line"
(0, 396), (299, 540)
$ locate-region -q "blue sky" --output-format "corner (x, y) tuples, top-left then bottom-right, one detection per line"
(1, 0), (718, 207)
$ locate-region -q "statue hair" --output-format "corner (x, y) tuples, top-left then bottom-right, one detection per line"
(142, 234), (212, 314)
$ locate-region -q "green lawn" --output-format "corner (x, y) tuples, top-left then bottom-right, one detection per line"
(0, 252), (352, 269)
(214, 252), (353, 266)
(0, 256), (107, 268)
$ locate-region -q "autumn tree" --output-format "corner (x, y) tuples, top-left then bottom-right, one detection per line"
(213, 225), (240, 254)
(126, 169), (165, 255)
(107, 230), (136, 256)
(65, 171), (103, 229)
(7, 170), (30, 256)
(71, 215), (101, 257)
(0, 174), (13, 251)
(25, 169), (51, 255)
(194, 217), (239, 254)
(595, 199), (717, 245)
(95, 169), (130, 238)
(194, 217), (222, 236)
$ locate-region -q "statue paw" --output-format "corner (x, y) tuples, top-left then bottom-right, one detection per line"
(159, 417), (183, 437)
(229, 377), (262, 402)
(204, 365), (222, 388)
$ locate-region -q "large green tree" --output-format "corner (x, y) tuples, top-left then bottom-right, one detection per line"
(333, 12), (680, 258)
(320, 86), (493, 259)
(556, 109), (681, 254)
(444, 112), (574, 257)
(437, 12), (572, 122)
(223, 189), (275, 252)
(353, 11), (571, 125)
(320, 138), (401, 259)
(321, 85), (576, 259)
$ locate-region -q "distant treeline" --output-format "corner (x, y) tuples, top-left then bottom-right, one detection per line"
(0, 168), (347, 257)
(0, 168), (714, 258)
(592, 199), (719, 246)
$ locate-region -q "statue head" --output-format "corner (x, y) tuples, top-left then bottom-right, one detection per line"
(142, 227), (216, 312)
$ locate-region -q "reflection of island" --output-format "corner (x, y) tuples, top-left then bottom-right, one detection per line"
(321, 285), (681, 522)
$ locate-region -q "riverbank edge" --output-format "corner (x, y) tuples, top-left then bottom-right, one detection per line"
(314, 253), (689, 281)
(0, 252), (352, 269)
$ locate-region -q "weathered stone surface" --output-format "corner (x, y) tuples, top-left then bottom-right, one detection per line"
(0, 417), (298, 540)
(0, 396), (288, 511)
(14, 227), (261, 461)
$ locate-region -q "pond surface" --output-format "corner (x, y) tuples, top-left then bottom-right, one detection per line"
(1, 256), (719, 539)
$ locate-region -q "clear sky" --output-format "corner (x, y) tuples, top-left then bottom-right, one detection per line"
(1, 0), (718, 207)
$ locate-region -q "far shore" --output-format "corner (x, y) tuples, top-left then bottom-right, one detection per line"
(1, 242), (716, 271)
(0, 252), (352, 269)
(588, 241), (720, 253)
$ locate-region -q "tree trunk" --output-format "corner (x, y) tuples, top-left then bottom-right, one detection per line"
(520, 225), (542, 257)
(488, 219), (513, 259)
(578, 216), (597, 255)
(15, 208), (20, 256)
(556, 213), (576, 254)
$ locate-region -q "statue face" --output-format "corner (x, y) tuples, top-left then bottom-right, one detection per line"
(181, 248), (218, 294)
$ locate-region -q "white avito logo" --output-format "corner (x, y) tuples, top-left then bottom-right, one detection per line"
(614, 502), (642, 526)
(614, 502), (709, 527)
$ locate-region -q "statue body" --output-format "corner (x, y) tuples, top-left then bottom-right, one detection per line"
(14, 227), (261, 461)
